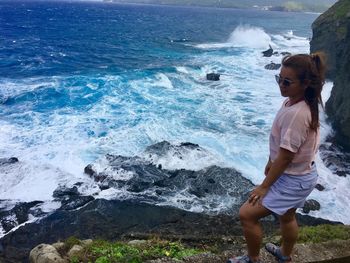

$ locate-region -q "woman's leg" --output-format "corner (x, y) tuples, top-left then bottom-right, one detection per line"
(279, 208), (297, 260)
(239, 201), (271, 261)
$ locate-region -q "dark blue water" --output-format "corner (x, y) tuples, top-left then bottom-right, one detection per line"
(0, 1), (317, 78)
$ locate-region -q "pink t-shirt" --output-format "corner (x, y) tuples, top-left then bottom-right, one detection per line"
(269, 99), (320, 175)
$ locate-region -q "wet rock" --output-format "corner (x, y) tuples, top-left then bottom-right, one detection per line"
(60, 196), (94, 211)
(281, 52), (291, 56)
(0, 201), (44, 233)
(319, 140), (350, 177)
(0, 157), (19, 166)
(84, 164), (96, 176)
(53, 186), (79, 199)
(53, 185), (94, 211)
(302, 199), (321, 214)
(206, 73), (220, 81)
(262, 45), (273, 57)
(264, 62), (281, 70)
(315, 183), (325, 191)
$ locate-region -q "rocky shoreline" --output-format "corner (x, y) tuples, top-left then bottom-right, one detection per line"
(0, 198), (340, 263)
(0, 140), (346, 263)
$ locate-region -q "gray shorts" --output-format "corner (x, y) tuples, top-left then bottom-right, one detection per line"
(262, 167), (318, 216)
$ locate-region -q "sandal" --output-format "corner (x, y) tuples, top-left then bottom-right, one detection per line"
(227, 255), (261, 263)
(265, 243), (292, 262)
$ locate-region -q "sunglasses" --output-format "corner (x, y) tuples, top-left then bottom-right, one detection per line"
(275, 74), (296, 87)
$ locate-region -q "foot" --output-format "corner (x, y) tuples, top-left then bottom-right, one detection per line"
(265, 243), (292, 262)
(227, 255), (261, 263)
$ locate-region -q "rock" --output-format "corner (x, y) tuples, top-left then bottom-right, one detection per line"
(311, 0), (350, 150)
(292, 239), (350, 262)
(80, 239), (93, 246)
(302, 199), (321, 214)
(60, 195), (94, 210)
(206, 73), (220, 81)
(51, 242), (65, 252)
(281, 52), (291, 56)
(29, 244), (66, 263)
(52, 185), (94, 211)
(53, 186), (79, 199)
(0, 201), (44, 233)
(315, 183), (325, 191)
(128, 239), (147, 246)
(84, 164), (96, 176)
(264, 62), (281, 70)
(0, 157), (19, 165)
(319, 141), (350, 177)
(262, 45), (273, 57)
(0, 197), (341, 263)
(67, 245), (83, 258)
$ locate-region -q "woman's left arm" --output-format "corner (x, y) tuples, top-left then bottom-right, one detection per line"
(249, 147), (295, 205)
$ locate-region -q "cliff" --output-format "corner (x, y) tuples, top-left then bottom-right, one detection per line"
(310, 0), (350, 150)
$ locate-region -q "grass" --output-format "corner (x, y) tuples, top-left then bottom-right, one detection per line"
(65, 237), (205, 263)
(297, 224), (350, 244)
(62, 224), (350, 262)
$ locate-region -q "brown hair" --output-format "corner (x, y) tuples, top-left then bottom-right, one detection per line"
(282, 52), (327, 130)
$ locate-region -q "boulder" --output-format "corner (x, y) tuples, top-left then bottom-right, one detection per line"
(262, 45), (273, 57)
(29, 244), (66, 263)
(302, 199), (321, 214)
(0, 157), (19, 166)
(264, 62), (281, 70)
(67, 245), (83, 258)
(315, 183), (325, 191)
(206, 73), (220, 81)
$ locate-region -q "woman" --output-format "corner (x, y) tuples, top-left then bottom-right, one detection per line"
(228, 53), (326, 263)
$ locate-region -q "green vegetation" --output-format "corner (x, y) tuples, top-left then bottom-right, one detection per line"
(284, 1), (304, 12)
(297, 225), (350, 244)
(62, 224), (350, 262)
(64, 237), (205, 263)
(333, 0), (350, 19)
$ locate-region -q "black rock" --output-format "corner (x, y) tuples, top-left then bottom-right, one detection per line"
(206, 73), (220, 81)
(315, 183), (325, 191)
(84, 164), (96, 176)
(207, 178), (215, 184)
(262, 45), (273, 57)
(0, 157), (19, 166)
(264, 62), (281, 70)
(53, 186), (79, 198)
(281, 52), (292, 56)
(302, 199), (321, 214)
(0, 201), (44, 233)
(60, 196), (94, 210)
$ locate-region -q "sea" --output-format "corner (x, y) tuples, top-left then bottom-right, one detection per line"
(0, 1), (349, 237)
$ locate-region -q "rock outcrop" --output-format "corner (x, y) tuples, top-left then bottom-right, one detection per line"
(310, 0), (350, 150)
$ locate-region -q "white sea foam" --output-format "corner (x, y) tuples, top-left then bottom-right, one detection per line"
(195, 25), (272, 49)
